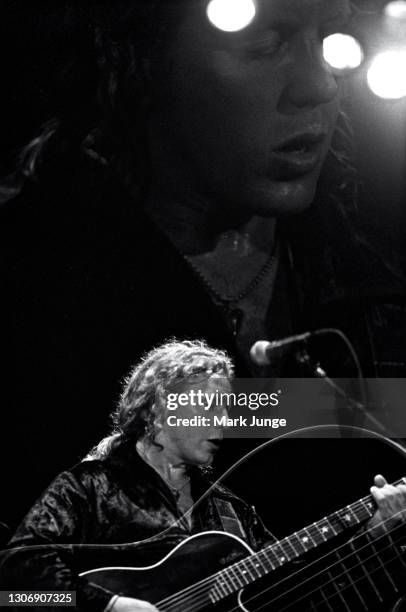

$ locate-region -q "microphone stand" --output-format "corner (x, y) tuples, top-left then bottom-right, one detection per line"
(295, 348), (395, 437)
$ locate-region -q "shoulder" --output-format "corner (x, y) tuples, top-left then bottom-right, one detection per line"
(285, 201), (406, 305)
(65, 458), (119, 487)
(44, 460), (117, 499)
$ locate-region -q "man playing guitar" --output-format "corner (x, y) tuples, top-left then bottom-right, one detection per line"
(1, 340), (406, 611)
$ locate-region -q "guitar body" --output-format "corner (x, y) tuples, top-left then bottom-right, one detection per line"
(80, 531), (252, 611)
(80, 530), (406, 611)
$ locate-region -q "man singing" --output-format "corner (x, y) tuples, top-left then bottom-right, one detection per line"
(2, 340), (406, 611)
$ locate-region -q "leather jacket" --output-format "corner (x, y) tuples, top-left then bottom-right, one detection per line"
(0, 447), (274, 611)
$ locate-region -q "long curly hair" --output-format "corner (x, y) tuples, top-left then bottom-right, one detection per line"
(86, 339), (234, 460)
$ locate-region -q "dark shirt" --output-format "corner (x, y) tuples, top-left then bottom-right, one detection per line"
(0, 449), (274, 611)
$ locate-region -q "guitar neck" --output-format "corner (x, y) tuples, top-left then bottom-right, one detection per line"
(210, 477), (406, 599)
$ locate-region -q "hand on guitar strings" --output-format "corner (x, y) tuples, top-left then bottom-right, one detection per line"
(367, 474), (406, 538)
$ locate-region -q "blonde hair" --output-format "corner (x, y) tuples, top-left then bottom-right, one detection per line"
(86, 339), (234, 460)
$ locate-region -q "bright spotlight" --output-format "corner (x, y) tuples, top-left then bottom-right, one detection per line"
(367, 50), (406, 99)
(206, 0), (256, 32)
(323, 34), (364, 71)
(384, 1), (406, 20)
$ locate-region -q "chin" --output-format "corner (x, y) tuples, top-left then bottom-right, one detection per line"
(196, 453), (214, 467)
(240, 173), (320, 217)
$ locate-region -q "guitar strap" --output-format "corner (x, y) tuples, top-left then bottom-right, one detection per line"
(214, 498), (247, 540)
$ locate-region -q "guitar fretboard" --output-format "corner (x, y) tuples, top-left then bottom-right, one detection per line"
(209, 477), (406, 603)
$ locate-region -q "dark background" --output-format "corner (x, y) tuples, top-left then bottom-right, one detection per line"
(1, 1), (405, 539)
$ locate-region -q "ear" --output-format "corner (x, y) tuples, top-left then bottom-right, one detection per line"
(150, 402), (164, 430)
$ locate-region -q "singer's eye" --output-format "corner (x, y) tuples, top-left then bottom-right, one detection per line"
(241, 32), (287, 60)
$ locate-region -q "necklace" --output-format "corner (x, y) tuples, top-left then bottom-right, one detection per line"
(184, 248), (277, 337)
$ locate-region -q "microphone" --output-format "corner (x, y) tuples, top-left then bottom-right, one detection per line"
(250, 332), (313, 366)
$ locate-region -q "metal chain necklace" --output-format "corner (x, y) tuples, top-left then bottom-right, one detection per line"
(184, 247), (277, 337)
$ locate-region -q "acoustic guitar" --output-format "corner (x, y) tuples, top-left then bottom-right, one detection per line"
(80, 477), (406, 611)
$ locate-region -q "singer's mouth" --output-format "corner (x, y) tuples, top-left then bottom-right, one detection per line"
(274, 132), (326, 153)
(271, 132), (326, 179)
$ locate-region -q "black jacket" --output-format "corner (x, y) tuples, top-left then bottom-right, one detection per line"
(0, 449), (273, 610)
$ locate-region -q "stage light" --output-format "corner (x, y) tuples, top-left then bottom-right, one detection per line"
(206, 0), (256, 32)
(384, 1), (406, 20)
(323, 34), (364, 71)
(367, 50), (406, 99)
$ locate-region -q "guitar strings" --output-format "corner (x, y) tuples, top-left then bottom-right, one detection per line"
(3, 476), (398, 611)
(171, 518), (405, 612)
(278, 543), (405, 612)
(157, 510), (406, 612)
(247, 528), (406, 612)
(157, 499), (391, 611)
(221, 516), (406, 612)
(155, 493), (383, 610)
